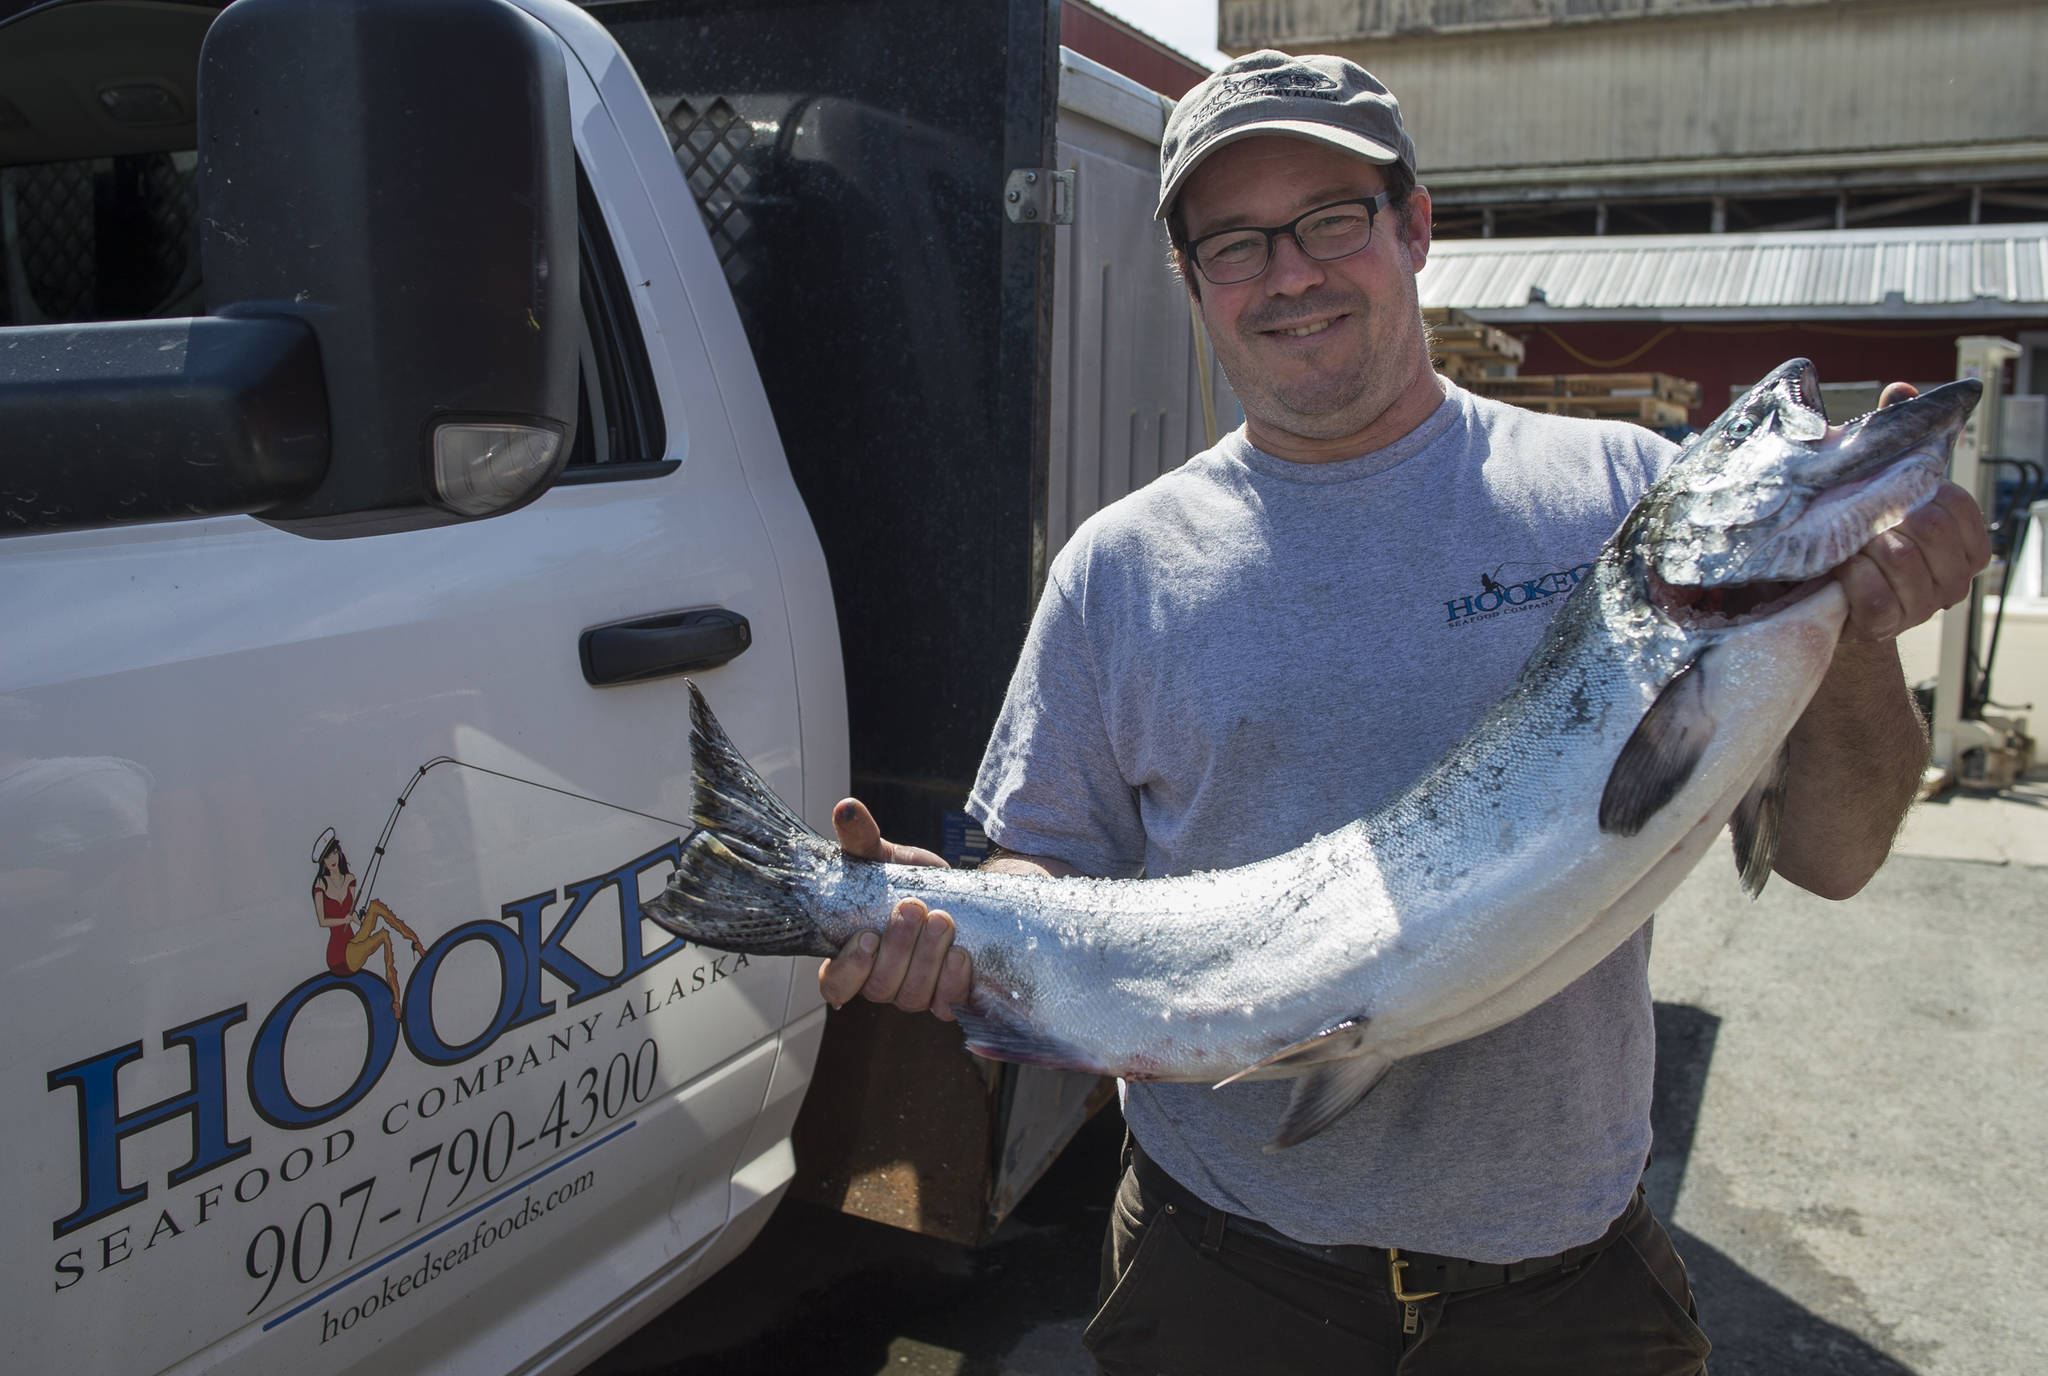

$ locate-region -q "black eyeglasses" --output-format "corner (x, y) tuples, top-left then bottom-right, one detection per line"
(1185, 193), (1392, 286)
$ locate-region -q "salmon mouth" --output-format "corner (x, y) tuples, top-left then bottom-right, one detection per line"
(1648, 573), (1831, 629)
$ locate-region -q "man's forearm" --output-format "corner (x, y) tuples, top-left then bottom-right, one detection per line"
(982, 845), (1084, 879)
(1773, 639), (1929, 900)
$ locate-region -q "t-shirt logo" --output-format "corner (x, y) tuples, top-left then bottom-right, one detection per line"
(1444, 560), (1594, 627)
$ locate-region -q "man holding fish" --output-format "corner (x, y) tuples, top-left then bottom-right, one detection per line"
(820, 50), (1990, 1373)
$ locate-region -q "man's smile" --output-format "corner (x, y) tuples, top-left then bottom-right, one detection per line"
(1256, 311), (1351, 342)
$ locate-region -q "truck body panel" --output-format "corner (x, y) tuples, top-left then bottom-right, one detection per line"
(5, 8), (825, 1370)
(1049, 47), (1236, 561)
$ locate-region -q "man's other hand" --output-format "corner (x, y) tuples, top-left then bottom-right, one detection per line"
(1835, 382), (1993, 644)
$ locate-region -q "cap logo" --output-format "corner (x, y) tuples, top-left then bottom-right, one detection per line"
(1186, 67), (1343, 123)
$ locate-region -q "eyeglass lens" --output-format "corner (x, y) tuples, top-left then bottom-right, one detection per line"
(1193, 200), (1380, 286)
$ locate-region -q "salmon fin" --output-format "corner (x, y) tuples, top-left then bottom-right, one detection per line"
(1212, 1015), (1369, 1088)
(682, 678), (818, 851)
(1599, 648), (1718, 837)
(1265, 1053), (1393, 1152)
(1729, 740), (1790, 898)
(953, 993), (1100, 1072)
(639, 682), (839, 958)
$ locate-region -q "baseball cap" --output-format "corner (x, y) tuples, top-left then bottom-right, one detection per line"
(1156, 50), (1418, 221)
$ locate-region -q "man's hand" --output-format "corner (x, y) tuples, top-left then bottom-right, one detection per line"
(1772, 379), (1994, 899)
(816, 798), (972, 1020)
(1834, 382), (1992, 644)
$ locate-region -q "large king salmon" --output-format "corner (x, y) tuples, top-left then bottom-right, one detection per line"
(644, 360), (1980, 1149)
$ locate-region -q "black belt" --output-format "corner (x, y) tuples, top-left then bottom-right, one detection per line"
(1129, 1140), (1627, 1299)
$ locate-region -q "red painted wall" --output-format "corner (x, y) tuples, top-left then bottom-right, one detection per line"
(1060, 2), (1211, 100)
(1512, 320), (2032, 429)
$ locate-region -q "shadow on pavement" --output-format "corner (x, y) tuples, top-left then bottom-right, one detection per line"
(589, 1105), (1123, 1375)
(1651, 1002), (1919, 1376)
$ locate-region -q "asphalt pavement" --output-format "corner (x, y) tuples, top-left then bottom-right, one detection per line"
(588, 775), (2046, 1376)
(1643, 774), (2047, 1375)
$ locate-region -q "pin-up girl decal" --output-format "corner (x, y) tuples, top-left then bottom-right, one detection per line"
(311, 827), (425, 1017)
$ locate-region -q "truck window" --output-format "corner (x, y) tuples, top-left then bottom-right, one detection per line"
(561, 162), (668, 478)
(0, 151), (200, 324)
(0, 148), (664, 476)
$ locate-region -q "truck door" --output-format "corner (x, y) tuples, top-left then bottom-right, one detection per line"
(0, 3), (837, 1371)
(595, 0), (1231, 1243)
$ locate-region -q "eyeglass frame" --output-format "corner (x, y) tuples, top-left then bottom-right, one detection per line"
(1182, 192), (1394, 286)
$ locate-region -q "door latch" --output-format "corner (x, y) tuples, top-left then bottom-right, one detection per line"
(1004, 168), (1075, 225)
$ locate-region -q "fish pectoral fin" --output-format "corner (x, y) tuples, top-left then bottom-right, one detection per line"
(1264, 1053), (1393, 1152)
(1212, 1014), (1371, 1088)
(1600, 647), (1719, 837)
(951, 993), (1102, 1074)
(1729, 740), (1791, 898)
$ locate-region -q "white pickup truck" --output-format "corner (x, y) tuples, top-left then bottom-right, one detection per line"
(0, 0), (1228, 1371)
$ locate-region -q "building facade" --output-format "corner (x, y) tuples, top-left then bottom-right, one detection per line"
(1219, 0), (2048, 440)
(1220, 0), (2047, 239)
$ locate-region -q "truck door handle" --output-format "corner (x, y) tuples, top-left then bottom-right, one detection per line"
(579, 607), (752, 685)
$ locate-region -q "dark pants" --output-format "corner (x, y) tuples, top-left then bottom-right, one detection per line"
(1083, 1146), (1710, 1375)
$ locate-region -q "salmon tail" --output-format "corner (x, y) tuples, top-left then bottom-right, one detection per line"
(640, 681), (840, 958)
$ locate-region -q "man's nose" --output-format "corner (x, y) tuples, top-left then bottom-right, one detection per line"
(1263, 232), (1326, 294)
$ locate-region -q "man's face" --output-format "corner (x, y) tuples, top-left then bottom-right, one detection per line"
(1178, 137), (1434, 455)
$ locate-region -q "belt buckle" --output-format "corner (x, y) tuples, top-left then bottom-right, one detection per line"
(1388, 1247), (1440, 1302)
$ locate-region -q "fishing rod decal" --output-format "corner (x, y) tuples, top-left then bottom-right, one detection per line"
(305, 757), (697, 1025)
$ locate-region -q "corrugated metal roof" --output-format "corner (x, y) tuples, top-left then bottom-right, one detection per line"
(1419, 224), (2048, 322)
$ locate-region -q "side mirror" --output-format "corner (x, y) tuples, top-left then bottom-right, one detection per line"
(0, 0), (579, 539)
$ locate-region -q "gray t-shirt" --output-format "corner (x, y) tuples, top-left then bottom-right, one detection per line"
(967, 381), (1677, 1262)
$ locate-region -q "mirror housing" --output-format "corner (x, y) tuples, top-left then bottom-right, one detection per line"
(0, 0), (579, 539)
(1, 317), (327, 531)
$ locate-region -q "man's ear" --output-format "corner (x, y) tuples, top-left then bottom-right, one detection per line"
(1401, 185), (1433, 273)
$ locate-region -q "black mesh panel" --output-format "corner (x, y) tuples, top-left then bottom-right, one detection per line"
(662, 96), (757, 289)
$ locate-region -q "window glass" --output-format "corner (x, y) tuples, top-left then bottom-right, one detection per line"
(1, 146), (668, 480)
(563, 162), (666, 473)
(0, 151), (199, 325)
